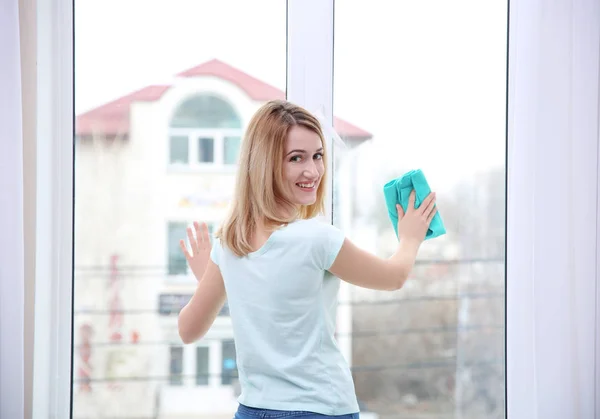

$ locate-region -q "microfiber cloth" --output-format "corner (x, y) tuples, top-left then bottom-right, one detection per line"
(383, 169), (446, 240)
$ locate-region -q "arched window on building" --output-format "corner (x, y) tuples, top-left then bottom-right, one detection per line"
(169, 95), (243, 167)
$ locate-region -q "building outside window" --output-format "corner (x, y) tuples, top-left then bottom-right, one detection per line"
(169, 95), (243, 168)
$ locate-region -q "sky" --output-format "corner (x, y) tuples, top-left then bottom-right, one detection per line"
(75, 0), (508, 193)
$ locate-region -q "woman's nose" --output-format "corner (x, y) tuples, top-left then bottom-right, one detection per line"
(303, 161), (319, 178)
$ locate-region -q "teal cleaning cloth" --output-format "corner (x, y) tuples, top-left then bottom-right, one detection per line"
(383, 169), (446, 240)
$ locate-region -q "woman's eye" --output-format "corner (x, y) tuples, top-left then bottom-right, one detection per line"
(290, 155), (302, 162)
(314, 153), (323, 160)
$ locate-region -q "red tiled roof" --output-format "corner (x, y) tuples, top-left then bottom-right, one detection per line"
(76, 85), (171, 137)
(76, 59), (371, 139)
(177, 59), (285, 102)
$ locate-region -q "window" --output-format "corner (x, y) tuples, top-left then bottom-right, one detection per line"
(198, 137), (215, 163)
(170, 95), (242, 129)
(168, 222), (188, 275)
(196, 346), (210, 386)
(168, 95), (243, 168)
(168, 222), (216, 276)
(49, 1), (511, 419)
(169, 346), (184, 386)
(221, 340), (238, 385)
(169, 135), (189, 164)
(224, 136), (242, 165)
(332, 1), (507, 417)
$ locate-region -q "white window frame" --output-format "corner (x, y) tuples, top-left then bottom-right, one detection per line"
(31, 0), (600, 418)
(30, 0), (74, 417)
(506, 1), (600, 418)
(287, 0), (334, 224)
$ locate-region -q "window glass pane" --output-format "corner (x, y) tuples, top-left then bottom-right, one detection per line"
(171, 95), (242, 129)
(168, 223), (187, 275)
(169, 346), (183, 386)
(221, 340), (238, 385)
(198, 137), (214, 163)
(196, 347), (209, 386)
(224, 136), (242, 165)
(74, 1), (285, 417)
(334, 1), (507, 418)
(169, 135), (189, 164)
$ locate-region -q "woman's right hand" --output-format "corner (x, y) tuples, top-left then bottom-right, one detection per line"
(329, 189), (438, 291)
(396, 190), (437, 245)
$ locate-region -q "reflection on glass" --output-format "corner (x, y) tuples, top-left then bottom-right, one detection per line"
(333, 1), (507, 418)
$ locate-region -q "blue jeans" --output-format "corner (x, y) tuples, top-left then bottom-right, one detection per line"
(234, 404), (360, 419)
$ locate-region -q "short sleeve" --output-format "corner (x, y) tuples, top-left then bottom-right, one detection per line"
(315, 222), (346, 270)
(210, 235), (222, 266)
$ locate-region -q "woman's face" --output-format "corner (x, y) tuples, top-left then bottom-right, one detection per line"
(282, 126), (324, 206)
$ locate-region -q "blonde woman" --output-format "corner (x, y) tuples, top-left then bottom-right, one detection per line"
(178, 100), (437, 419)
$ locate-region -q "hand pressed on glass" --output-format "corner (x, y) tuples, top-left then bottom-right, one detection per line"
(179, 221), (211, 281)
(396, 190), (437, 245)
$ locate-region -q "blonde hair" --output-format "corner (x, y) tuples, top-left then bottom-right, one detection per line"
(215, 100), (328, 257)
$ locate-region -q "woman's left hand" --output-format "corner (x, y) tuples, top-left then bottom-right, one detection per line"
(179, 221), (211, 282)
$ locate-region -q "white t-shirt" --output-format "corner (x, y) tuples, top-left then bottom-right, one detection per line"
(210, 217), (360, 415)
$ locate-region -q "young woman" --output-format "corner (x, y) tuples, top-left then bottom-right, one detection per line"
(178, 100), (437, 419)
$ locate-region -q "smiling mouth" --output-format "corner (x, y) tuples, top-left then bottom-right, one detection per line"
(296, 181), (316, 191)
